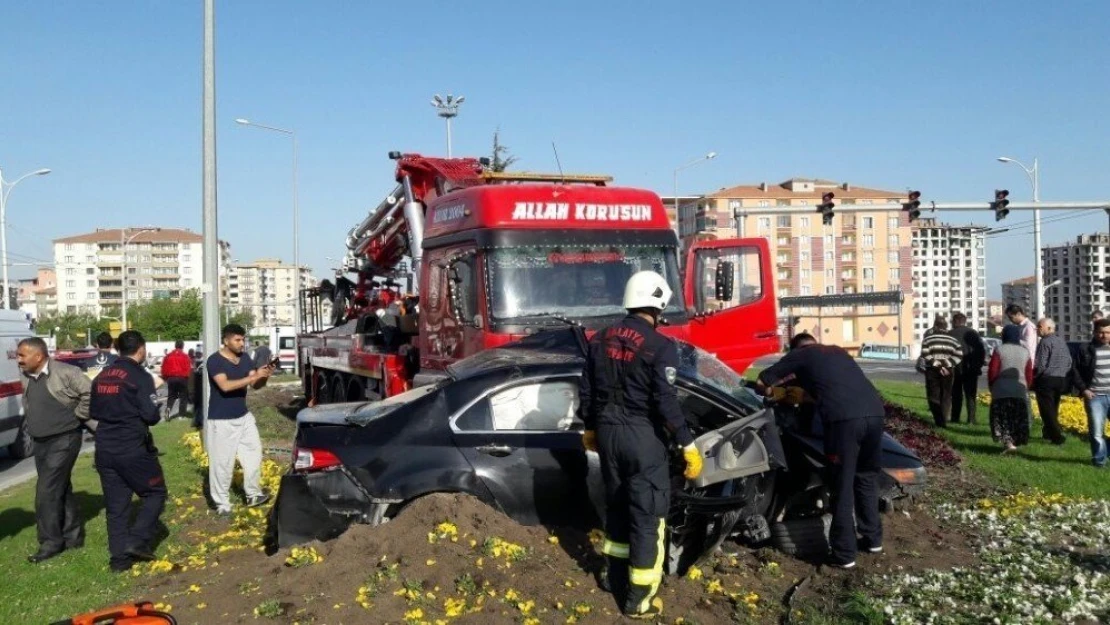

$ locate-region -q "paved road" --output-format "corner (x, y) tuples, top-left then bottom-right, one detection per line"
(0, 439), (95, 492)
(754, 354), (989, 391)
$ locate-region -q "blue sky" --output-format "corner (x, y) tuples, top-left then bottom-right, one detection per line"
(2, 1), (1108, 297)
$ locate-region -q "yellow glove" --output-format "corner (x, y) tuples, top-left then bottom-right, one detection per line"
(682, 444), (703, 480)
(582, 430), (598, 453)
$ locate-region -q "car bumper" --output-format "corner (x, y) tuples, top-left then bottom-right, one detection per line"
(265, 469), (374, 552)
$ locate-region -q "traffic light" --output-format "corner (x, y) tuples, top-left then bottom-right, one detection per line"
(902, 190), (922, 222)
(991, 189), (1010, 221)
(817, 192), (835, 226)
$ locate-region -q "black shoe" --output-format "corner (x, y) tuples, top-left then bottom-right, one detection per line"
(110, 561), (134, 573)
(125, 546), (156, 562)
(858, 538), (883, 554)
(827, 559), (857, 569)
(27, 549), (63, 564)
(65, 539), (85, 550)
(246, 493), (271, 508)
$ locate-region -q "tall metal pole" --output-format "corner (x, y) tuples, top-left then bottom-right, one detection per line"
(445, 118), (452, 158)
(292, 133), (301, 375)
(201, 0), (221, 421)
(121, 230), (128, 329)
(0, 167), (51, 309)
(0, 173), (9, 311)
(1032, 158), (1042, 320)
(673, 170), (680, 242)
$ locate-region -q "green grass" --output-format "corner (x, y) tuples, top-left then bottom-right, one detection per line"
(0, 420), (199, 623)
(874, 379), (1108, 499)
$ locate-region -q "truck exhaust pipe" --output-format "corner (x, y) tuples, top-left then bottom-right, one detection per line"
(401, 175), (425, 268)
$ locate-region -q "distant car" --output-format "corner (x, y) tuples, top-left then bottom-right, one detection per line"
(983, 337), (1001, 360)
(267, 328), (926, 572)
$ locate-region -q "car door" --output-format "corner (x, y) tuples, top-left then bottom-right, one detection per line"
(683, 239), (779, 374)
(451, 376), (604, 527)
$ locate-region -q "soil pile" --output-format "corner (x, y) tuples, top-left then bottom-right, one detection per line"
(142, 489), (973, 625)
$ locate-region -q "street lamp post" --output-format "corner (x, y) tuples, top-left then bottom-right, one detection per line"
(673, 152), (718, 245)
(430, 94), (465, 157)
(121, 227), (157, 330)
(998, 156), (1041, 318)
(235, 118), (301, 375)
(0, 167), (51, 309)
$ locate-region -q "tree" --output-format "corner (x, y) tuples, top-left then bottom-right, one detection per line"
(128, 290), (204, 341)
(490, 128), (519, 172)
(33, 311), (110, 349)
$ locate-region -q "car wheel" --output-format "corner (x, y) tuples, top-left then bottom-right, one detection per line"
(769, 514), (831, 558)
(7, 420), (34, 459)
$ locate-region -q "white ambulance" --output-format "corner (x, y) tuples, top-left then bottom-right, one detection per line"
(0, 311), (36, 458)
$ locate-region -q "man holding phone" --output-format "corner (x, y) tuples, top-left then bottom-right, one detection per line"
(205, 324), (274, 515)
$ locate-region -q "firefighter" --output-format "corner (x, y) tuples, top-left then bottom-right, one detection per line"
(90, 330), (167, 572)
(578, 270), (702, 618)
(756, 333), (885, 568)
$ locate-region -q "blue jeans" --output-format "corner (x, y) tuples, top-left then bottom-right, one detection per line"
(1085, 394), (1110, 466)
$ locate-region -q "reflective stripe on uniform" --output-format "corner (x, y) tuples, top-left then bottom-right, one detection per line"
(628, 518), (666, 592)
(601, 538), (630, 559)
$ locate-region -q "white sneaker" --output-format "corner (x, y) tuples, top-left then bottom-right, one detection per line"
(828, 560), (856, 569)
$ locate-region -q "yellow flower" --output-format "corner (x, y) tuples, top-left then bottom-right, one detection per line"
(403, 607), (424, 622)
(444, 597), (466, 617)
(547, 535), (559, 545)
(195, 603), (207, 609)
(705, 579), (724, 594)
(685, 566), (703, 580)
(187, 584), (201, 594)
(426, 558), (436, 566)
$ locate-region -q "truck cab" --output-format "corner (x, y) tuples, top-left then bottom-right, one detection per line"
(417, 184), (777, 375)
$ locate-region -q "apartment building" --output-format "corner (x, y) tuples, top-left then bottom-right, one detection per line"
(1043, 233), (1110, 341)
(228, 259), (315, 326)
(16, 268), (57, 317)
(673, 178), (913, 353)
(53, 227), (232, 315)
(1001, 276), (1035, 318)
(910, 218), (988, 342)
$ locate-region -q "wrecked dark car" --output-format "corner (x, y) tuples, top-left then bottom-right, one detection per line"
(266, 328), (925, 572)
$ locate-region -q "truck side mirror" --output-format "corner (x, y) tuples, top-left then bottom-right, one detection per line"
(715, 260), (735, 302)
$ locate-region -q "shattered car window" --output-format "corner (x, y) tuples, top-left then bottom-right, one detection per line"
(676, 344), (763, 413)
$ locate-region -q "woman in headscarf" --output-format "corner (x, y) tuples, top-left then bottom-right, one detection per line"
(987, 324), (1034, 452)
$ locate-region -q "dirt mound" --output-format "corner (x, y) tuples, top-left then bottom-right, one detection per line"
(140, 488), (977, 625)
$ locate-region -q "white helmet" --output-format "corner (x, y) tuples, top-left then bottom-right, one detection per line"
(622, 271), (672, 312)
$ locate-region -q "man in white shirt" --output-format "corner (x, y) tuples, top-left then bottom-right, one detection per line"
(1006, 304), (1037, 362)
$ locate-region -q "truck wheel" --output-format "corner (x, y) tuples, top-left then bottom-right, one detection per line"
(346, 378), (365, 402)
(312, 371), (329, 404)
(7, 420), (34, 459)
(769, 514), (831, 558)
(329, 375), (347, 403)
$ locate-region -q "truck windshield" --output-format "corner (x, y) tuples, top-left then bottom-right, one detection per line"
(487, 244), (684, 322)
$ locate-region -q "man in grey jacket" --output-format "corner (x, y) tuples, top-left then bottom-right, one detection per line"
(16, 337), (94, 563)
(1034, 318), (1072, 445)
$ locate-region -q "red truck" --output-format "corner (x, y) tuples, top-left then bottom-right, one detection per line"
(298, 153), (777, 404)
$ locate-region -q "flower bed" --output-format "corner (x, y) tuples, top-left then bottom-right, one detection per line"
(884, 402), (962, 467)
(977, 393), (1105, 437)
(871, 492), (1110, 624)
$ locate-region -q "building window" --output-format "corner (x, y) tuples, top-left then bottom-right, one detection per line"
(777, 237), (790, 246)
(758, 217), (770, 233)
(86, 268), (95, 275)
(824, 251), (833, 261)
(65, 280), (75, 288)
(800, 217), (810, 228)
(757, 200), (770, 208)
(888, 251), (899, 264)
(801, 286), (811, 295)
(863, 250), (874, 263)
(863, 268), (875, 280)
(825, 268), (834, 280)
(64, 255), (74, 263)
(825, 285), (835, 294)
(65, 243), (74, 251)
(861, 216), (874, 229)
(889, 267), (900, 280)
(889, 234), (900, 247)
(801, 269), (811, 280)
(86, 280), (95, 287)
(862, 235), (874, 247)
(824, 234), (834, 247)
(800, 251), (810, 262)
(65, 268), (75, 276)
(777, 215), (791, 228)
(888, 217), (899, 230)
(776, 199), (790, 207)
